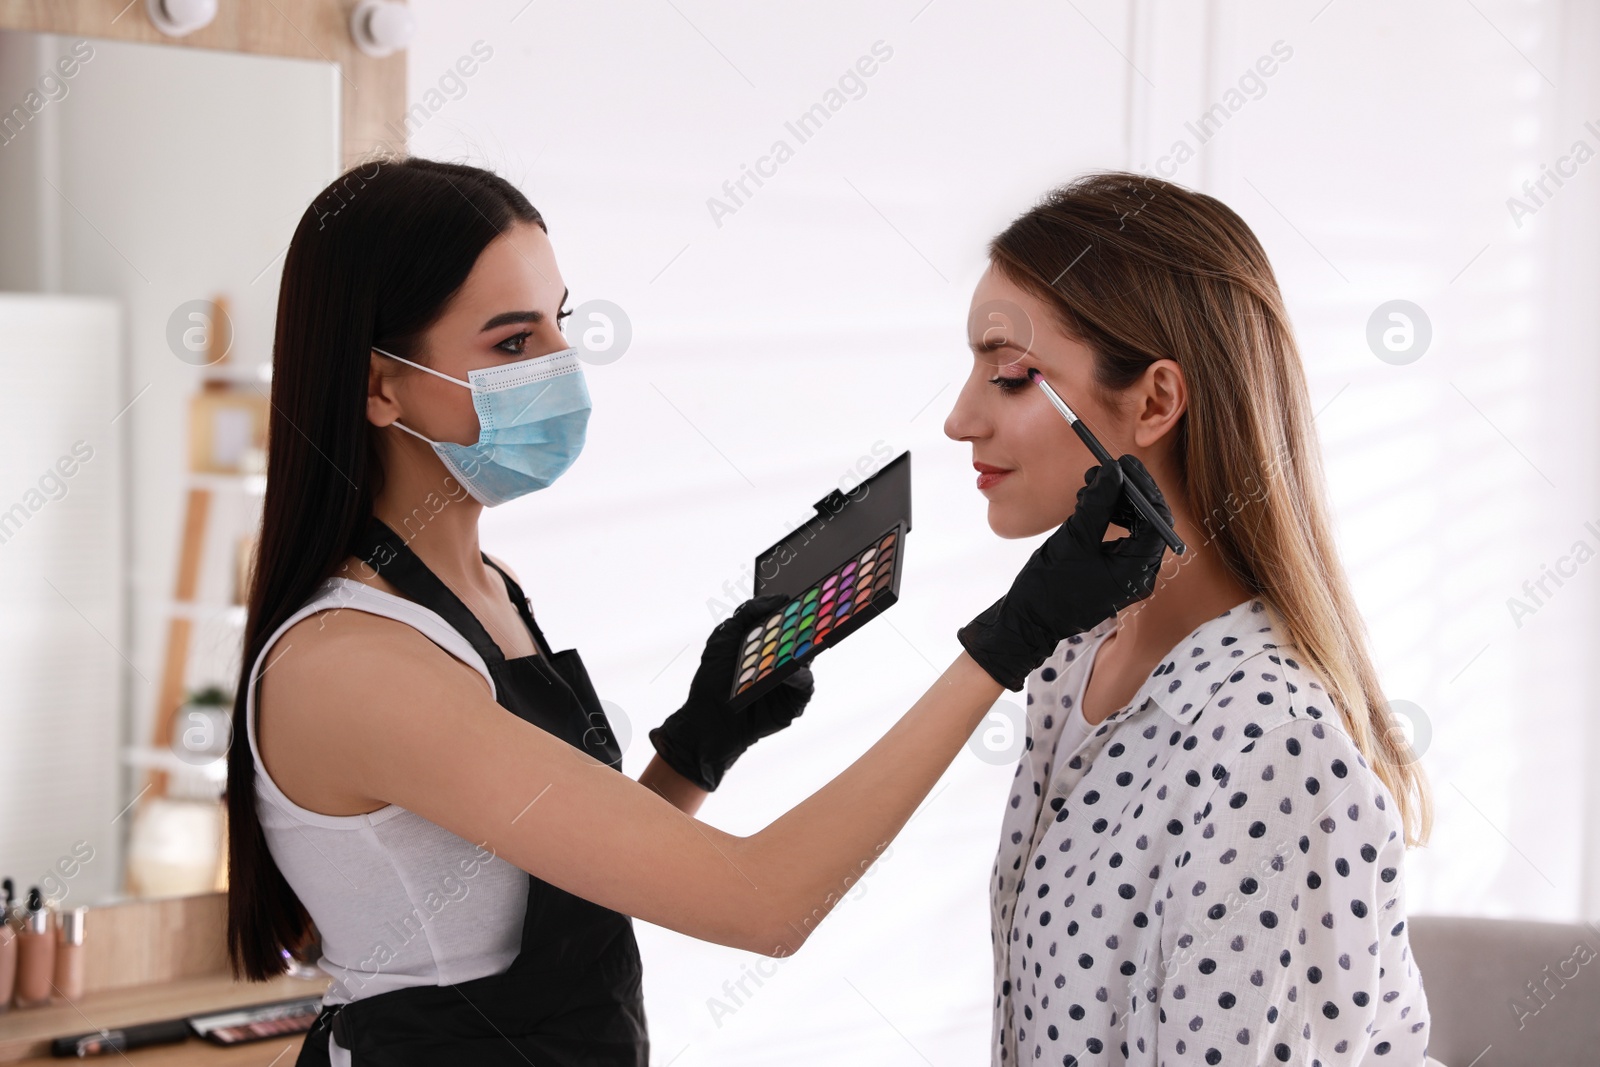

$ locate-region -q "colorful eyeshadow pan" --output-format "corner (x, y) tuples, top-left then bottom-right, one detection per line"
(732, 523), (906, 697)
(732, 537), (896, 687)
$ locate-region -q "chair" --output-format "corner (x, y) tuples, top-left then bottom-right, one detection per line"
(1408, 914), (1600, 1067)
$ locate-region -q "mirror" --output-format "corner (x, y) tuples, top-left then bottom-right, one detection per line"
(0, 30), (340, 910)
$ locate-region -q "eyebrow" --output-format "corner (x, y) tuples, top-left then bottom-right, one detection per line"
(480, 288), (569, 332)
(969, 336), (1027, 356)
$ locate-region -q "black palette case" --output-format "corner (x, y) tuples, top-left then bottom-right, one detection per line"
(729, 450), (912, 710)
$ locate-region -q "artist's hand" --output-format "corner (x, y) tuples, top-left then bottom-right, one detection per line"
(648, 594), (815, 792)
(958, 455), (1172, 691)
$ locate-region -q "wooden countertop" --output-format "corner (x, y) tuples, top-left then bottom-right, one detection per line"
(14, 1033), (308, 1065)
(0, 972), (329, 1064)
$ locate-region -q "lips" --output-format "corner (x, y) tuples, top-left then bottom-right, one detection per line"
(974, 461), (1013, 490)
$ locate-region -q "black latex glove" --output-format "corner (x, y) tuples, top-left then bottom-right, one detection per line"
(958, 455), (1173, 691)
(648, 594), (816, 792)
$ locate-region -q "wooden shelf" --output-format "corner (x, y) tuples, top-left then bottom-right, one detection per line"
(185, 471), (267, 495)
(0, 971), (329, 1062)
(161, 600), (248, 624)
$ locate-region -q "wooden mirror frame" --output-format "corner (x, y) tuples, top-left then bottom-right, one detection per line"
(0, 0), (407, 168)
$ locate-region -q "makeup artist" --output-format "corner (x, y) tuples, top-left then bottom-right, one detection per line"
(230, 157), (1173, 1066)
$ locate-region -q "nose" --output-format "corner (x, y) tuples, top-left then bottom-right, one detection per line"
(943, 371), (990, 443)
(533, 319), (571, 358)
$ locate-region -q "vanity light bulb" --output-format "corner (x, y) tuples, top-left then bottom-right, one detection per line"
(145, 0), (217, 37)
(350, 0), (416, 59)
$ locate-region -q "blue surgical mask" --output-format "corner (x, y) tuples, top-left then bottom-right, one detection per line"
(373, 345), (591, 507)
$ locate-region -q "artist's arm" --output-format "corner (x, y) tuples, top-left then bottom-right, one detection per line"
(638, 755), (708, 816)
(268, 615), (998, 956)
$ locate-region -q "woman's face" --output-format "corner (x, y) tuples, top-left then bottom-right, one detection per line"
(370, 220), (570, 447)
(944, 264), (1176, 539)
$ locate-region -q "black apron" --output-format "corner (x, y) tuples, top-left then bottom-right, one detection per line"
(296, 517), (649, 1066)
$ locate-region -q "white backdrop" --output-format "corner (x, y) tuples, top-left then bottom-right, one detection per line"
(405, 1), (1600, 1063)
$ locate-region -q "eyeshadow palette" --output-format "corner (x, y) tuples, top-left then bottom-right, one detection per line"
(189, 996), (324, 1046)
(729, 450), (912, 710)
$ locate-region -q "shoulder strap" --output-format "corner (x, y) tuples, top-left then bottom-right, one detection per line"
(352, 516), (506, 666)
(481, 554), (554, 658)
(243, 576), (497, 825)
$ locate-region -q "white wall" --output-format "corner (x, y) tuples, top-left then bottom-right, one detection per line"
(405, 0), (1600, 1063)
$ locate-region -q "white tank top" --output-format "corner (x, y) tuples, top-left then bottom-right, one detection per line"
(244, 576), (530, 1010)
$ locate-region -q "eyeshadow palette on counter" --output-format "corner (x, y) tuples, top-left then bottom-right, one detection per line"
(730, 450), (911, 710)
(190, 995), (324, 1045)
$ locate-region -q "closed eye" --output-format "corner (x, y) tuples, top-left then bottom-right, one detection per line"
(988, 375), (1031, 393)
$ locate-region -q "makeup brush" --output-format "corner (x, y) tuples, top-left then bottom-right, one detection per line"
(1027, 368), (1186, 556)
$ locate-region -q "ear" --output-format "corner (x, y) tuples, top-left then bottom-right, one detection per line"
(367, 350), (402, 428)
(1130, 358), (1186, 450)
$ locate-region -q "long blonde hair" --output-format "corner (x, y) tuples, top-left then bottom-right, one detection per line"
(990, 171), (1432, 847)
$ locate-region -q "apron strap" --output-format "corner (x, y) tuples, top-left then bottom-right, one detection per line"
(480, 554), (555, 659)
(353, 516), (507, 667)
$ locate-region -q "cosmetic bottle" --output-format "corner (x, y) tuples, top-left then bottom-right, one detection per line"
(13, 888), (55, 1008)
(54, 906), (86, 1001)
(0, 879), (17, 1010)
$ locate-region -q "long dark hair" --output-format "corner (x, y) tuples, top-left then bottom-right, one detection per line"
(226, 158), (545, 980)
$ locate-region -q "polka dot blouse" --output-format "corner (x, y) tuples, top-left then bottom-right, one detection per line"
(989, 598), (1430, 1065)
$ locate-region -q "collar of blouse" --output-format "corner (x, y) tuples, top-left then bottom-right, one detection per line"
(1043, 597), (1335, 798)
(1084, 598), (1318, 722)
(1127, 597), (1304, 726)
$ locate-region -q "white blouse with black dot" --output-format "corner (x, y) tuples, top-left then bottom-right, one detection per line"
(990, 598), (1431, 1066)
